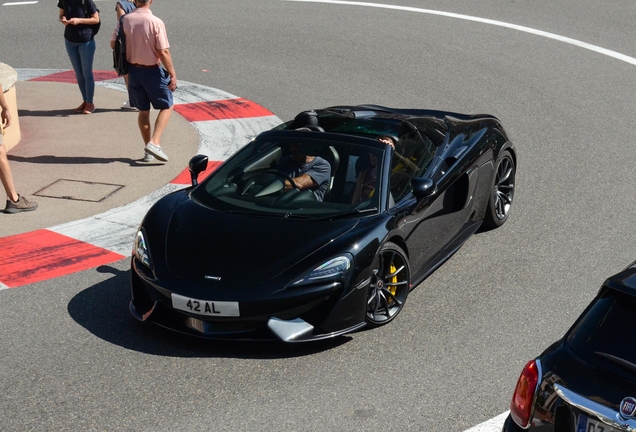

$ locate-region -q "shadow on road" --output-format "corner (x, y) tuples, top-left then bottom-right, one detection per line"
(8, 154), (153, 167)
(18, 108), (123, 117)
(67, 264), (351, 359)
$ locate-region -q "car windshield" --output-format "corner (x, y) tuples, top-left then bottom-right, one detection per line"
(566, 288), (636, 380)
(191, 132), (392, 218)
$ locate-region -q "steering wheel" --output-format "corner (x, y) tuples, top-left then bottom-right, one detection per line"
(264, 169), (301, 191)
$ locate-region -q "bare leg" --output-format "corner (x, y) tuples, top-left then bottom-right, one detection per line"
(149, 106), (173, 146)
(0, 144), (18, 202)
(137, 110), (152, 145)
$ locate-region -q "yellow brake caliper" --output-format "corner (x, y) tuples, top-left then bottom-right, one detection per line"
(387, 263), (398, 304)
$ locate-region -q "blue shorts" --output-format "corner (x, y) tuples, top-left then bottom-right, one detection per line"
(127, 66), (173, 111)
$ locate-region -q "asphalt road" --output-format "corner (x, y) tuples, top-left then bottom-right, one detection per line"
(2, 0), (636, 431)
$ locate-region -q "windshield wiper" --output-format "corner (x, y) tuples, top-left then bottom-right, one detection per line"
(316, 207), (378, 221)
(223, 209), (280, 218)
(282, 212), (316, 220)
(595, 352), (636, 374)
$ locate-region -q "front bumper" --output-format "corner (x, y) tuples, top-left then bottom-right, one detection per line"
(130, 258), (366, 342)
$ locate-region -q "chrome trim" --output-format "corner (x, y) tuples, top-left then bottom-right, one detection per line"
(267, 317), (314, 342)
(554, 384), (636, 432)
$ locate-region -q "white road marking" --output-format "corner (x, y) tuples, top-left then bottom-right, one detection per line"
(284, 0), (636, 67)
(463, 411), (509, 432)
(3, 1), (38, 5)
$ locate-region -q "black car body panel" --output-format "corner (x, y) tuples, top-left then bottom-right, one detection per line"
(130, 105), (516, 342)
(503, 262), (636, 431)
(164, 199), (360, 287)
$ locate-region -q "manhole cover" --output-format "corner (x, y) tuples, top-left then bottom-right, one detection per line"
(34, 179), (124, 202)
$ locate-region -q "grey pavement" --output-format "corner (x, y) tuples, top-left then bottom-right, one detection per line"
(1, 80), (200, 238)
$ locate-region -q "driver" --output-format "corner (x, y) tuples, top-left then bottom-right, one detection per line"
(277, 140), (331, 202)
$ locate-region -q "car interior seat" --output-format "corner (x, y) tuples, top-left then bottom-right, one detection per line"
(288, 110), (325, 131)
(320, 146), (340, 201)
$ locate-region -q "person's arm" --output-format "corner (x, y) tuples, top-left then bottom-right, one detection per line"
(0, 90), (11, 128)
(284, 158), (330, 191)
(285, 174), (318, 191)
(158, 48), (177, 91)
(65, 10), (99, 26)
(111, 4), (124, 49)
(59, 7), (67, 25)
(115, 3), (126, 19)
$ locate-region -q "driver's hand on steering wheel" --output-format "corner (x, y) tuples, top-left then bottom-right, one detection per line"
(284, 178), (298, 191)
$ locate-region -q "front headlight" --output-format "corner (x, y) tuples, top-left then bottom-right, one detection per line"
(133, 229), (152, 269)
(291, 255), (352, 286)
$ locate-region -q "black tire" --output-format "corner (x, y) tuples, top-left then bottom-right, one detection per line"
(366, 242), (410, 327)
(483, 150), (515, 229)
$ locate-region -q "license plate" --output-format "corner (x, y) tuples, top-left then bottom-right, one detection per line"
(577, 414), (621, 432)
(171, 293), (239, 317)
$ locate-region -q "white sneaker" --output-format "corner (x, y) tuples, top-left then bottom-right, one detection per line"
(145, 142), (169, 162)
(142, 153), (155, 163)
(122, 100), (138, 111)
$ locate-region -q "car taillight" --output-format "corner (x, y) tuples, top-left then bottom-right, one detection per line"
(510, 359), (541, 428)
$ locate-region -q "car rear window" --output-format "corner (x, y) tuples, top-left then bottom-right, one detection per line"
(566, 288), (636, 380)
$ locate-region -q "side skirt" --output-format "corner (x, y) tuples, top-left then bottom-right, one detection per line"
(410, 220), (482, 288)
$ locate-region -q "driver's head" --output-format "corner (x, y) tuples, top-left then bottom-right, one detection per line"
(289, 143), (306, 161)
(290, 128), (316, 162)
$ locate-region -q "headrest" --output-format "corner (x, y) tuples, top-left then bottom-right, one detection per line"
(289, 110), (320, 129)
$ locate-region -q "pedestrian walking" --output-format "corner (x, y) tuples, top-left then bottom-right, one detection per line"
(0, 89), (37, 214)
(110, 0), (137, 111)
(57, 0), (100, 115)
(122, 0), (177, 163)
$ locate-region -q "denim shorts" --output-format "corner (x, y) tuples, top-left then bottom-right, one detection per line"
(127, 65), (173, 111)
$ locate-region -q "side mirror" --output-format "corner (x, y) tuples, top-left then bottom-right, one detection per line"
(411, 177), (437, 199)
(188, 154), (209, 186)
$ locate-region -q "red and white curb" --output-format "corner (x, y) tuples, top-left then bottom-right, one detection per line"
(0, 69), (281, 289)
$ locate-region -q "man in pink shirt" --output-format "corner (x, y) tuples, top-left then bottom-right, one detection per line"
(122, 0), (177, 163)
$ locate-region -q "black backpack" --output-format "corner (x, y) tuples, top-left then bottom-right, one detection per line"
(113, 15), (128, 76)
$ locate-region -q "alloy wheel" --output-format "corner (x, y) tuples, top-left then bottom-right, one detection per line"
(366, 244), (410, 326)
(493, 155), (515, 220)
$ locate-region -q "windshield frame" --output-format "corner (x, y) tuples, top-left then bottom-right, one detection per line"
(190, 131), (395, 219)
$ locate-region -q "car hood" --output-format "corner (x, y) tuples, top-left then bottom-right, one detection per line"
(164, 199), (359, 287)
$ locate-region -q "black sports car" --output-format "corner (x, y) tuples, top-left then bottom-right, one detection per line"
(503, 261), (636, 432)
(130, 105), (516, 342)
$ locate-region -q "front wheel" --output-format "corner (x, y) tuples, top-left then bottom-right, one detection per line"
(483, 150), (515, 229)
(366, 242), (411, 327)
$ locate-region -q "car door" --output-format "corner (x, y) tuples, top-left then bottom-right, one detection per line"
(395, 124), (482, 281)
